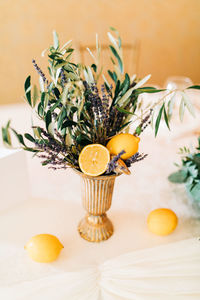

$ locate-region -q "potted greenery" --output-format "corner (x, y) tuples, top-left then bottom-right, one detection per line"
(168, 137), (200, 205)
(2, 28), (199, 242)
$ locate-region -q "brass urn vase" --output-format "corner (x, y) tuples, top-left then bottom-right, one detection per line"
(75, 170), (118, 242)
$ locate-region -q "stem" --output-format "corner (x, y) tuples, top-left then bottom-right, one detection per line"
(132, 89), (177, 123)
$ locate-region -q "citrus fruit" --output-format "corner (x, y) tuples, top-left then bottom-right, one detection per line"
(24, 234), (64, 263)
(79, 144), (110, 176)
(106, 133), (140, 160)
(147, 208), (178, 236)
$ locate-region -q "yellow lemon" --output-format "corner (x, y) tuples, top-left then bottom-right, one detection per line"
(24, 234), (64, 263)
(147, 208), (178, 236)
(106, 133), (140, 160)
(79, 144), (110, 176)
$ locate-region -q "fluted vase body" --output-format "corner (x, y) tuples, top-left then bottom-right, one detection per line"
(75, 170), (118, 242)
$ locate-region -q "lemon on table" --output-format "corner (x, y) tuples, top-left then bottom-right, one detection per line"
(147, 208), (178, 236)
(79, 144), (110, 176)
(106, 133), (140, 160)
(24, 234), (64, 263)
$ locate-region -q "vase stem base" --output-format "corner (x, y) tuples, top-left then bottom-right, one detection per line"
(78, 213), (113, 242)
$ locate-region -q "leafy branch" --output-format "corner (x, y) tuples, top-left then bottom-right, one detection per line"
(1, 28), (200, 173)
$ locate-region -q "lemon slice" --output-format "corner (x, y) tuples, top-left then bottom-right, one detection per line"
(79, 144), (110, 176)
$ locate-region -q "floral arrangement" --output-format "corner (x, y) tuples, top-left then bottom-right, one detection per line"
(2, 28), (199, 175)
(168, 137), (200, 203)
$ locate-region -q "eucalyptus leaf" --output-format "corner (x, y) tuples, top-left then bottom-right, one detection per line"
(87, 67), (94, 83)
(109, 45), (123, 73)
(78, 98), (85, 118)
(22, 147), (38, 153)
(120, 73), (130, 97)
(155, 104), (164, 137)
(11, 129), (26, 146)
(91, 64), (97, 72)
(133, 74), (151, 90)
(24, 75), (31, 106)
(116, 106), (135, 115)
(33, 85), (38, 107)
(135, 126), (142, 135)
(117, 74), (151, 107)
(33, 127), (41, 139)
(186, 183), (200, 202)
(37, 102), (44, 118)
(187, 85), (200, 90)
(61, 120), (77, 129)
(60, 40), (72, 51)
(135, 87), (164, 94)
(168, 170), (187, 183)
(48, 123), (54, 136)
(2, 123), (11, 146)
(118, 36), (122, 48)
(53, 30), (59, 49)
(53, 87), (60, 99)
(107, 32), (119, 51)
(76, 134), (92, 146)
(45, 110), (52, 131)
(25, 133), (35, 143)
(57, 108), (67, 130)
(179, 97), (185, 122)
(167, 92), (176, 121)
(108, 70), (117, 83)
(39, 76), (45, 92)
(181, 92), (195, 117)
(164, 106), (170, 130)
(113, 80), (121, 102)
(54, 67), (62, 85)
(41, 92), (46, 108)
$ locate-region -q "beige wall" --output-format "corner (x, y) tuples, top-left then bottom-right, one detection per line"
(0, 0), (200, 105)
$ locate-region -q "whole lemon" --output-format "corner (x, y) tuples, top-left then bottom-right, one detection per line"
(147, 208), (178, 236)
(24, 234), (64, 263)
(106, 133), (140, 160)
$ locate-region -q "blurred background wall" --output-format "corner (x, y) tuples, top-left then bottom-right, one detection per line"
(0, 0), (200, 105)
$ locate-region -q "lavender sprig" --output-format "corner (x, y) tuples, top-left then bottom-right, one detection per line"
(90, 83), (103, 122)
(106, 150), (125, 174)
(101, 84), (110, 126)
(32, 59), (49, 85)
(33, 127), (78, 170)
(135, 109), (153, 136)
(125, 152), (148, 167)
(60, 67), (67, 87)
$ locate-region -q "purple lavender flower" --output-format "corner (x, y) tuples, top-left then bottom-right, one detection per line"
(125, 152), (148, 167)
(32, 59), (49, 85)
(106, 150), (125, 174)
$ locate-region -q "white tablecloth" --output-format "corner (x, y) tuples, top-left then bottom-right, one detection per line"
(0, 91), (200, 298)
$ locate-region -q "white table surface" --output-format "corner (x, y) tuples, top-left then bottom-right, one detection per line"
(0, 92), (200, 275)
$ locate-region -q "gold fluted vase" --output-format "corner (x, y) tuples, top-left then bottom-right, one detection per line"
(75, 170), (118, 242)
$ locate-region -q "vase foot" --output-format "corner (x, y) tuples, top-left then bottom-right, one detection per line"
(78, 213), (114, 242)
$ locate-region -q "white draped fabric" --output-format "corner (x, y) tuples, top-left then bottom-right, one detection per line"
(1, 238), (200, 300)
(0, 92), (200, 299)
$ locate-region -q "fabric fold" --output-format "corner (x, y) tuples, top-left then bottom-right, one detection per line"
(0, 238), (200, 299)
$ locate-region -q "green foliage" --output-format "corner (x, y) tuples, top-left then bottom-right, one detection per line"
(168, 170), (188, 183)
(155, 104), (164, 137)
(24, 76), (32, 106)
(109, 45), (123, 73)
(1, 28), (199, 171)
(168, 138), (200, 202)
